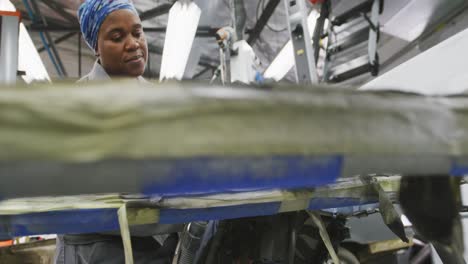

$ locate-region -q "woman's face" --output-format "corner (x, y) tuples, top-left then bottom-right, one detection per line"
(96, 9), (148, 77)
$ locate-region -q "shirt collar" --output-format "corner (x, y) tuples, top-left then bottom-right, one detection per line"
(89, 60), (148, 83)
(88, 60), (112, 81)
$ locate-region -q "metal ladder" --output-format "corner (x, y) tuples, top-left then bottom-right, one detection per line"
(317, 0), (384, 83)
(284, 0), (320, 84)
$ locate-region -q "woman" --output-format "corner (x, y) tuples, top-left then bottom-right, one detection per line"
(78, 0), (148, 81)
(54, 1), (179, 263)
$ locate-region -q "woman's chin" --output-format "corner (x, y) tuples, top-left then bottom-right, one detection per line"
(125, 67), (145, 77)
(122, 59), (146, 77)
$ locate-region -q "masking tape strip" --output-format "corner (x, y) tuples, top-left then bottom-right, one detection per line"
(118, 204), (134, 264)
(278, 198), (310, 213)
(118, 204), (160, 264)
(308, 211), (340, 264)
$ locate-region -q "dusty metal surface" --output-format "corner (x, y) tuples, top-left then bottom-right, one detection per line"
(0, 82), (465, 160)
(0, 175), (399, 238)
(0, 176), (400, 214)
(0, 82), (466, 198)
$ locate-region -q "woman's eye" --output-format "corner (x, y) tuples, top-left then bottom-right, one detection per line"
(111, 35), (122, 42)
(134, 31), (142, 38)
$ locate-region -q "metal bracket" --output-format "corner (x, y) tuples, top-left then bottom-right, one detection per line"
(367, 0), (381, 69)
(361, 175), (409, 243)
(362, 13), (378, 32)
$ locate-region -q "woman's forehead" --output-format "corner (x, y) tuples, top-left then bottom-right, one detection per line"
(100, 9), (141, 32)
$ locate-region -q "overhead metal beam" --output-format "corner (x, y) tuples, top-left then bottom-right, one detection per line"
(141, 26), (217, 37)
(19, 10), (65, 28)
(29, 24), (218, 38)
(37, 32), (77, 53)
(41, 0), (78, 24)
(198, 61), (217, 69)
(247, 0), (281, 45)
(188, 59), (219, 80)
(193, 66), (212, 79)
(139, 3), (173, 21)
(22, 3), (172, 25)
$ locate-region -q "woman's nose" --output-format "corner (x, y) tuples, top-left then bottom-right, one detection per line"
(125, 37), (140, 51)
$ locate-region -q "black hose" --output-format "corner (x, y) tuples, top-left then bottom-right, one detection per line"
(288, 214), (298, 264)
(205, 221), (227, 264)
(178, 222), (208, 264)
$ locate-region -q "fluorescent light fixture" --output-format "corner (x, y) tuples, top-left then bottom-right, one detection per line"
(19, 24), (50, 83)
(264, 10), (319, 81)
(0, 0), (13, 10)
(159, 2), (201, 81)
(0, 0), (50, 83)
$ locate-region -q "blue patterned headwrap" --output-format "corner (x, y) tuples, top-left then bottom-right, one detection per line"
(78, 0), (138, 51)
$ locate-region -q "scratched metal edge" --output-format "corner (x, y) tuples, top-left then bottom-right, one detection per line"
(0, 197), (379, 239)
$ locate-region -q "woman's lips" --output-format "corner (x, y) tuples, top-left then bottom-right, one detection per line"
(125, 55), (143, 63)
(125, 57), (144, 67)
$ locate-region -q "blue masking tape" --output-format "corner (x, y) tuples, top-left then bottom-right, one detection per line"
(0, 209), (119, 238)
(450, 159), (468, 176)
(143, 155), (343, 197)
